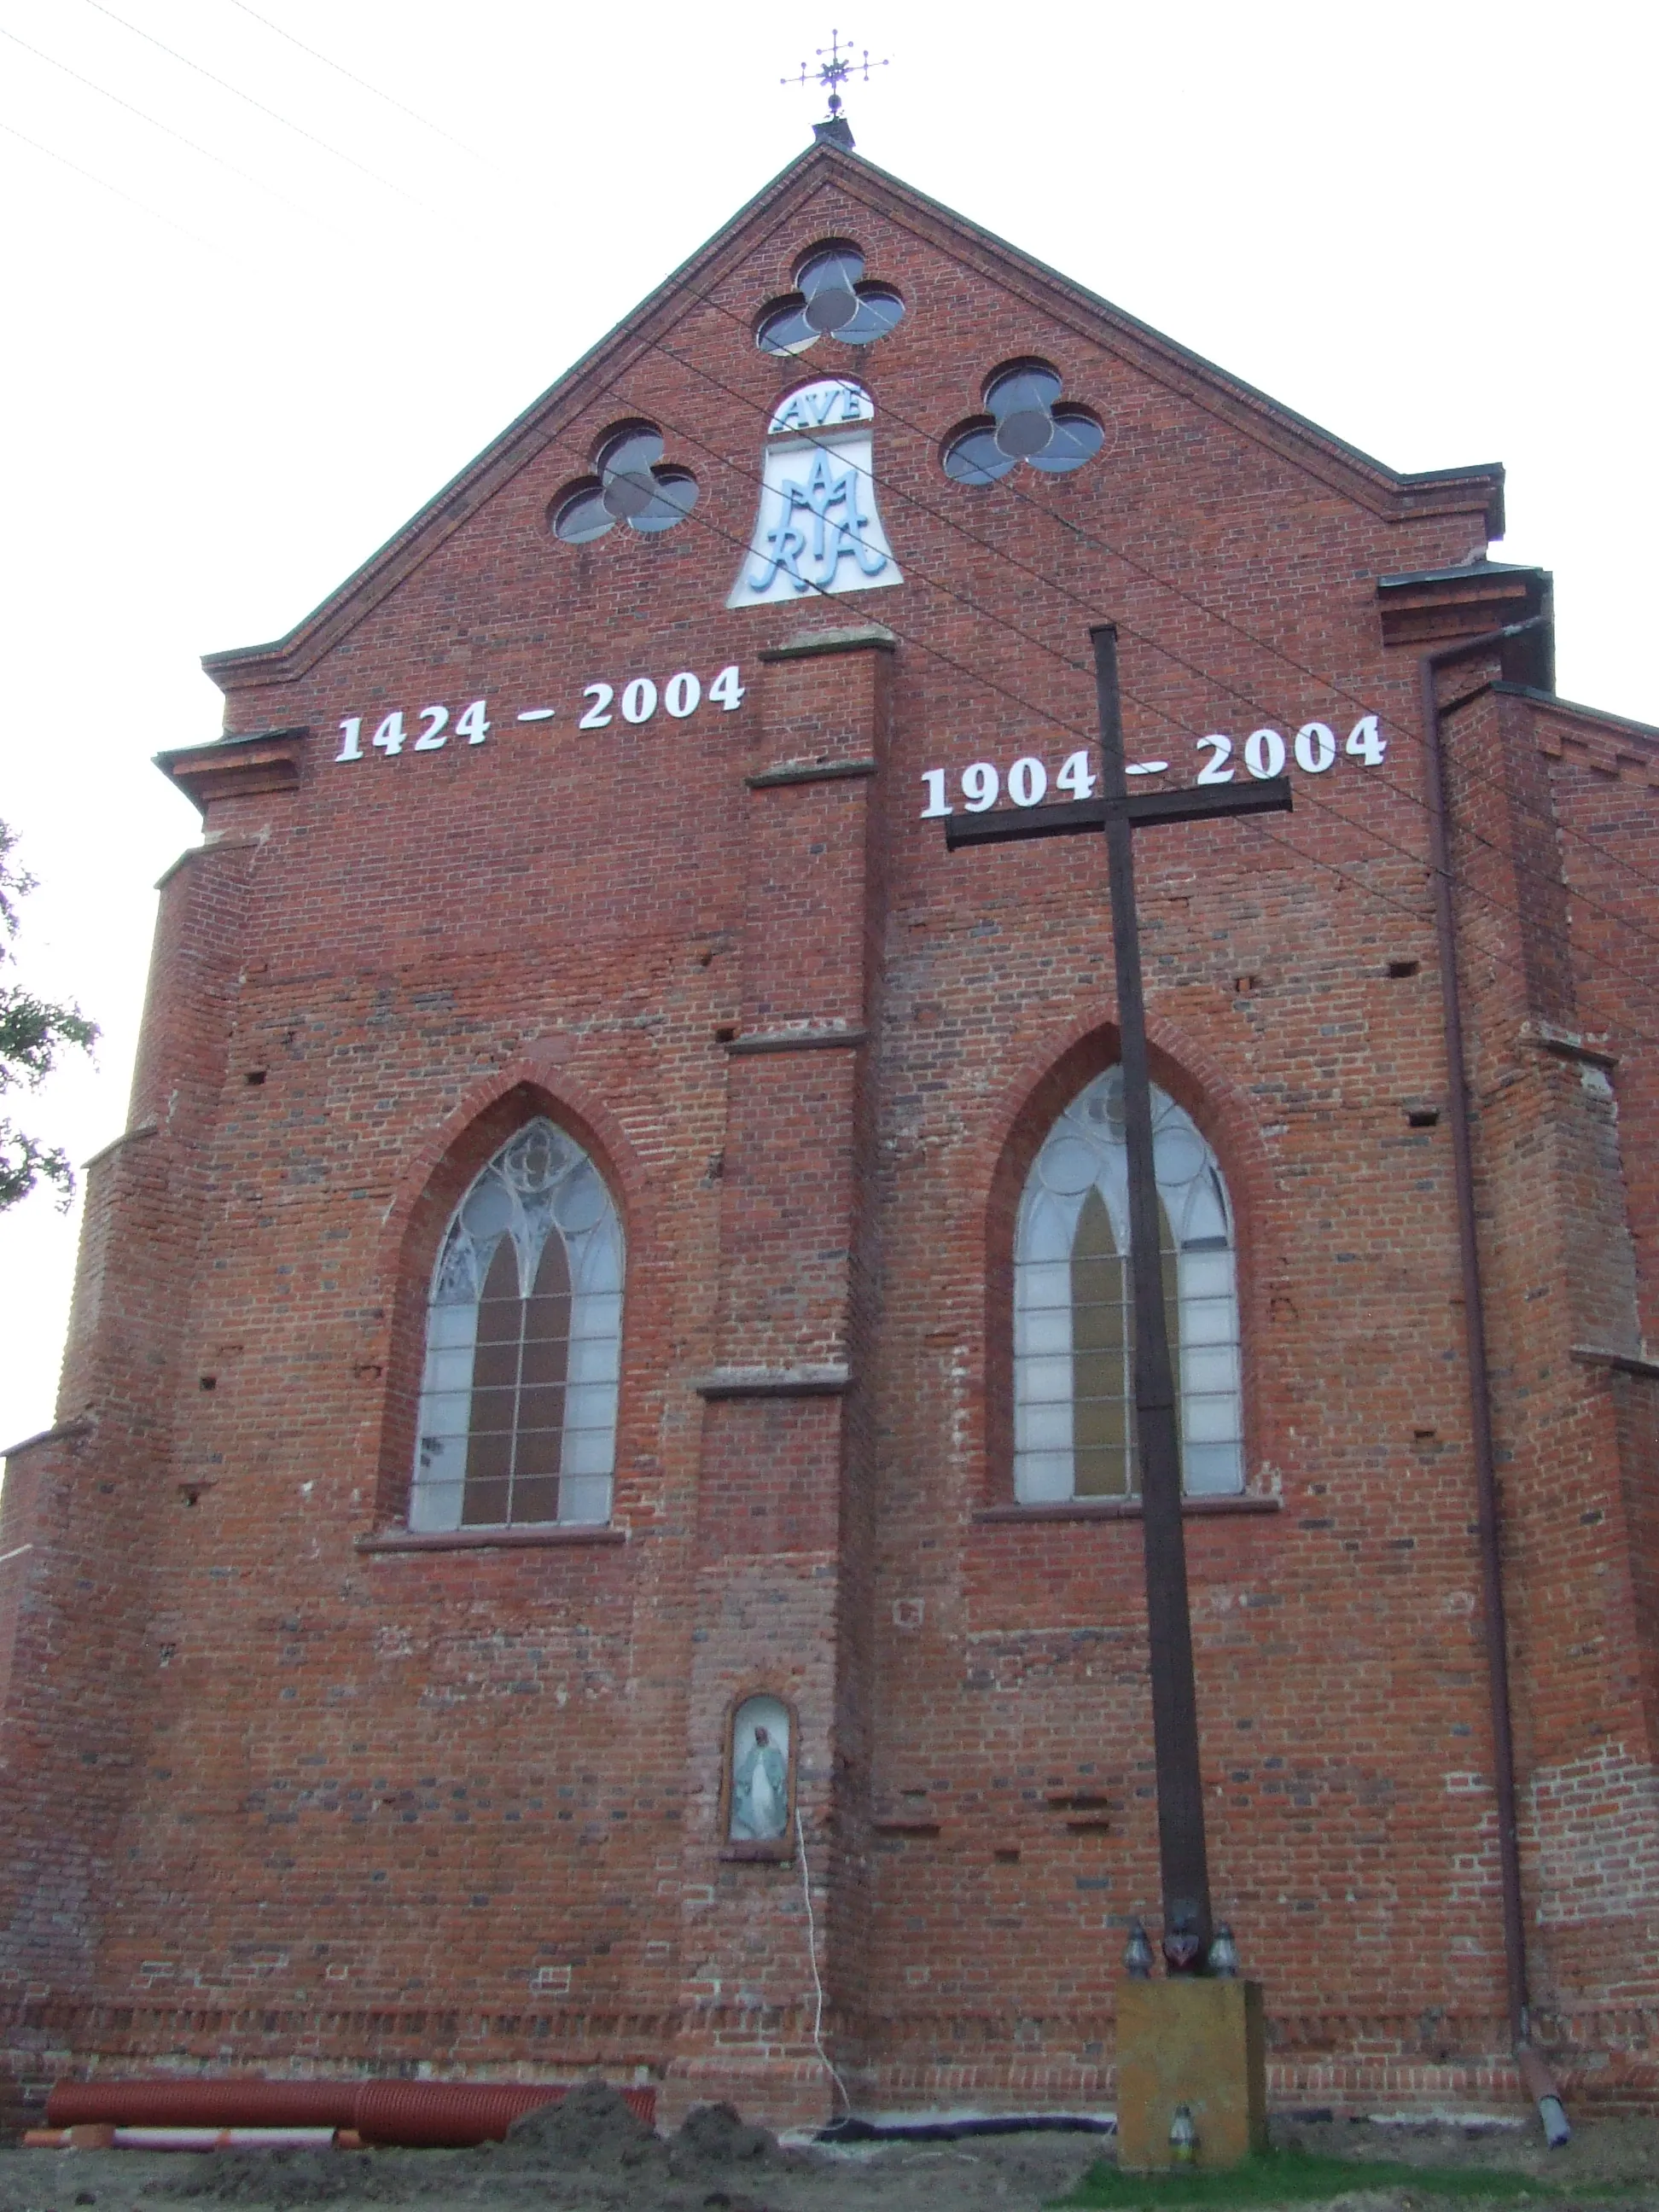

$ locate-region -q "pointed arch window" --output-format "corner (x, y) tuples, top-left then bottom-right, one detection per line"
(411, 1119), (624, 1531)
(1014, 1070), (1243, 1502)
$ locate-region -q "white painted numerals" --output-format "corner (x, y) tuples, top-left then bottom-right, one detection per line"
(1191, 715), (1385, 785)
(1345, 714), (1385, 765)
(576, 664), (743, 730)
(337, 700), (489, 762)
(1195, 734), (1231, 784)
(1055, 749), (1098, 801)
(920, 717), (1386, 817)
(334, 667), (745, 766)
(921, 749), (1097, 818)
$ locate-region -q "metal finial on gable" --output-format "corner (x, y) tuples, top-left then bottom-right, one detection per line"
(783, 28), (888, 150)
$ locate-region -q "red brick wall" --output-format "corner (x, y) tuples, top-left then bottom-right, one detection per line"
(0, 839), (257, 2110)
(3, 146), (1656, 2123)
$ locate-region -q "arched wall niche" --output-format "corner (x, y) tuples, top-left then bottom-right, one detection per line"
(977, 1012), (1274, 1508)
(719, 1688), (800, 1858)
(370, 1066), (650, 1528)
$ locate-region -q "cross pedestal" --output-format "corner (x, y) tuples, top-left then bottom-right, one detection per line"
(1115, 1977), (1267, 2170)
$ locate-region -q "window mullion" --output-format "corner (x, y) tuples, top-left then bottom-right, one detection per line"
(507, 1258), (530, 1526)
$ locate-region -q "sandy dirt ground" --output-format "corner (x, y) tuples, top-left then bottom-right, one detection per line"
(2, 2086), (1656, 2212)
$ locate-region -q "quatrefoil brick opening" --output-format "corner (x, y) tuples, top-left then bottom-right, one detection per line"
(942, 359), (1104, 485)
(756, 241), (905, 355)
(551, 422), (699, 544)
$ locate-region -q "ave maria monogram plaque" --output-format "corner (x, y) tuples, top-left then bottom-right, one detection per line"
(727, 378), (902, 608)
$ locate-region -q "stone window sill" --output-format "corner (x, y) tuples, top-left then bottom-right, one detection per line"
(719, 1841), (795, 1864)
(355, 1524), (628, 1554)
(974, 1495), (1281, 1527)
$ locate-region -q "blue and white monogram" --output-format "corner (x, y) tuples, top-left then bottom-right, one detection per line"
(726, 378), (902, 608)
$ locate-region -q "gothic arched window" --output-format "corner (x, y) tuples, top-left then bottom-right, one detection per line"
(1014, 1070), (1243, 1503)
(411, 1119), (624, 1531)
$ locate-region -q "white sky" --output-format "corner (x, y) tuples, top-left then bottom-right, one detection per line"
(2, 0), (1655, 1449)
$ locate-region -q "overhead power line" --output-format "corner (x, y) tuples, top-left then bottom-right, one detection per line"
(116, 19), (1652, 1020)
(203, 8), (1656, 911)
(0, 114), (212, 246)
(625, 329), (1659, 983)
(77, 0), (433, 208)
(0, 23), (342, 232)
(532, 381), (1659, 1059)
(219, 0), (488, 164)
(669, 276), (1659, 915)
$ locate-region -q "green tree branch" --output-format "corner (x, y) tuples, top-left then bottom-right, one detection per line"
(0, 821), (100, 1211)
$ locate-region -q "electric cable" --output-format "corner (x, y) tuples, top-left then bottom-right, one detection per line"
(795, 1805), (852, 2114)
(663, 271), (1659, 912)
(672, 306), (1659, 919)
(76, 0), (434, 208)
(187, 22), (1657, 911)
(563, 350), (1659, 1025)
(521, 387), (1659, 1059)
(0, 112), (212, 245)
(218, 0), (490, 164)
(0, 22), (346, 232)
(131, 11), (1648, 912)
(114, 26), (1647, 1037)
(631, 321), (1659, 982)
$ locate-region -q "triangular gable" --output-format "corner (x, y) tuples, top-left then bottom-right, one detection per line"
(202, 142), (1503, 700)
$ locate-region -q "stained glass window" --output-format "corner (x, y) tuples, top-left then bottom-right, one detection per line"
(1013, 1071), (1243, 1503)
(411, 1120), (624, 1530)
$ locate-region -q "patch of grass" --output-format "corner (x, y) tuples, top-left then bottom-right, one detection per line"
(1054, 2147), (1570, 2208)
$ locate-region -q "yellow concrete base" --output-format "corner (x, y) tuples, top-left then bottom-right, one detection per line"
(1115, 1977), (1266, 2170)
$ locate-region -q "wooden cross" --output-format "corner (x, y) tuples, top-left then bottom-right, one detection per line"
(946, 623), (1292, 1966)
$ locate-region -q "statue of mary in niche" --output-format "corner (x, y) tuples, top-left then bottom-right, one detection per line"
(729, 1695), (791, 1842)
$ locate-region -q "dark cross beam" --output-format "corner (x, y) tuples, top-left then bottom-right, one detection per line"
(946, 624), (1293, 1966)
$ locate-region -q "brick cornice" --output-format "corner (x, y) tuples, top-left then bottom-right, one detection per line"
(1377, 563), (1550, 655)
(1508, 682), (1659, 786)
(155, 728), (306, 812)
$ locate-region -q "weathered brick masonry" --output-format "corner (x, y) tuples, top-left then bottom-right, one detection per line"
(3, 141), (1656, 2126)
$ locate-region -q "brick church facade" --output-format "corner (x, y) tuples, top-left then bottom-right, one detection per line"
(3, 137), (1657, 2128)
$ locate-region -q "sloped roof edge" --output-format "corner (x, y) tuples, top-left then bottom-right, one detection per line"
(202, 141), (835, 691)
(1493, 681), (1659, 751)
(840, 148), (1503, 520)
(203, 140), (1505, 697)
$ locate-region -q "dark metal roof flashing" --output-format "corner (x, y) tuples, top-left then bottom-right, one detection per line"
(1377, 557), (1545, 592)
(1377, 561), (1554, 693)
